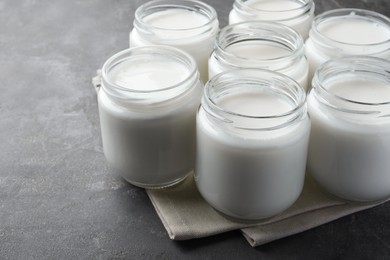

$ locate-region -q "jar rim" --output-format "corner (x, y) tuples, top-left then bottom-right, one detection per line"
(215, 21), (304, 71)
(101, 45), (197, 96)
(312, 56), (390, 117)
(311, 8), (390, 50)
(202, 69), (307, 130)
(134, 0), (218, 32)
(233, 0), (314, 22)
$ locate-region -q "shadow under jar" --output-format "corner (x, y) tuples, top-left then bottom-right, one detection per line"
(129, 0), (219, 83)
(196, 69), (310, 221)
(98, 46), (202, 189)
(307, 56), (390, 201)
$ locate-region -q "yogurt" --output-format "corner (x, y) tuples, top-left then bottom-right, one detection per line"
(130, 0), (219, 83)
(98, 46), (202, 188)
(305, 9), (390, 83)
(229, 0), (314, 39)
(208, 22), (309, 90)
(307, 56), (390, 201)
(196, 69), (310, 220)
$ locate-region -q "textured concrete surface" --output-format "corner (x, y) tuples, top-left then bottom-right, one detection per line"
(0, 0), (389, 259)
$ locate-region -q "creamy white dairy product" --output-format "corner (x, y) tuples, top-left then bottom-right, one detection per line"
(208, 22), (309, 90)
(98, 46), (202, 188)
(226, 42), (291, 59)
(247, 0), (302, 11)
(143, 9), (208, 32)
(308, 57), (390, 201)
(130, 0), (219, 83)
(218, 91), (292, 116)
(328, 79), (390, 104)
(318, 19), (390, 45)
(229, 0), (314, 39)
(196, 69), (310, 220)
(109, 59), (189, 91)
(305, 9), (390, 83)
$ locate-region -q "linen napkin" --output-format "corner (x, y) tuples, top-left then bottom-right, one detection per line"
(146, 172), (388, 247)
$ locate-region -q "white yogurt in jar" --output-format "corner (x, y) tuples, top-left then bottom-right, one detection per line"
(196, 69), (310, 221)
(98, 46), (202, 188)
(130, 0), (219, 83)
(109, 59), (189, 91)
(229, 0), (314, 39)
(143, 9), (209, 33)
(305, 9), (390, 83)
(208, 22), (309, 90)
(307, 56), (390, 201)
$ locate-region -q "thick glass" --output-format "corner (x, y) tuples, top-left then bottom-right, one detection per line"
(308, 56), (390, 201)
(98, 46), (202, 189)
(229, 0), (314, 39)
(208, 21), (309, 90)
(130, 0), (219, 83)
(196, 69), (310, 221)
(305, 8), (390, 82)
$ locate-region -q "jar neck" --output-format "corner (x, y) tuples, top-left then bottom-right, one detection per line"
(311, 56), (390, 122)
(309, 9), (390, 58)
(233, 0), (314, 22)
(202, 69), (307, 131)
(101, 46), (200, 108)
(133, 0), (218, 44)
(214, 21), (304, 72)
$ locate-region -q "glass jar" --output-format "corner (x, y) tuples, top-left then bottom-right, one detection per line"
(208, 21), (309, 91)
(196, 69), (310, 221)
(307, 56), (390, 201)
(228, 0), (314, 39)
(98, 46), (202, 189)
(305, 8), (390, 83)
(129, 0), (219, 83)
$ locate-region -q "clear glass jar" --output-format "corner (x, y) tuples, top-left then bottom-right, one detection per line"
(129, 0), (219, 83)
(229, 0), (314, 39)
(305, 8), (390, 83)
(98, 46), (202, 189)
(208, 21), (309, 91)
(196, 69), (310, 221)
(307, 56), (390, 201)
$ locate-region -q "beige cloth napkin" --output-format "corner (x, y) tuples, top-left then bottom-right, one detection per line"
(147, 172), (388, 247)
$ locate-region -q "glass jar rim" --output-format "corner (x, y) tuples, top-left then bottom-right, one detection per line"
(311, 8), (390, 49)
(233, 0), (314, 22)
(215, 21), (304, 71)
(134, 0), (218, 32)
(312, 56), (390, 117)
(202, 69), (307, 130)
(101, 45), (197, 96)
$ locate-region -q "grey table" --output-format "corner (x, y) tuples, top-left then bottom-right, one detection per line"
(1, 0), (389, 259)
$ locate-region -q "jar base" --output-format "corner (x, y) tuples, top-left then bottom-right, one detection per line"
(309, 171), (390, 203)
(123, 171), (192, 190)
(212, 207), (279, 224)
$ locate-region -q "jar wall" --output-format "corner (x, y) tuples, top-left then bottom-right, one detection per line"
(196, 108), (310, 220)
(305, 8), (390, 82)
(99, 89), (201, 188)
(98, 46), (203, 189)
(208, 21), (309, 90)
(129, 0), (219, 83)
(228, 0), (314, 39)
(307, 56), (390, 201)
(195, 69), (310, 220)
